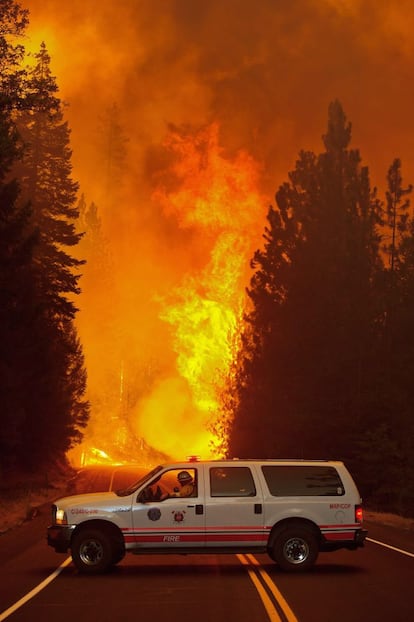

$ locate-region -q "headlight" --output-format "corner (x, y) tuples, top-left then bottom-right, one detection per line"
(55, 508), (68, 525)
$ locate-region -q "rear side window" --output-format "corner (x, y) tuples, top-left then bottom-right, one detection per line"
(209, 467), (256, 497)
(262, 465), (345, 496)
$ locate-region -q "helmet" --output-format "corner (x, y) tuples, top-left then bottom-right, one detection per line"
(177, 470), (192, 484)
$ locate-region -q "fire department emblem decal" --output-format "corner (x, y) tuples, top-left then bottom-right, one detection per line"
(147, 507), (161, 521)
(173, 510), (185, 522)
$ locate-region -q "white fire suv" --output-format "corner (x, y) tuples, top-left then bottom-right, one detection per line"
(47, 459), (367, 574)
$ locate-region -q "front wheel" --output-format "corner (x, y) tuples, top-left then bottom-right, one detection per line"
(71, 528), (114, 574)
(271, 525), (319, 572)
(112, 539), (126, 565)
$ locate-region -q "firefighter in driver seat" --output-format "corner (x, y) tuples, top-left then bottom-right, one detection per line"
(173, 470), (195, 497)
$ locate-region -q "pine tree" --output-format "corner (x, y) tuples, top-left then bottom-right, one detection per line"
(0, 0), (28, 112)
(0, 176), (39, 470)
(359, 160), (414, 514)
(7, 41), (90, 468)
(96, 103), (128, 210)
(380, 158), (413, 342)
(228, 101), (383, 461)
(391, 210), (414, 515)
(384, 158), (412, 273)
(16, 42), (83, 318)
(0, 0), (35, 471)
(17, 317), (89, 469)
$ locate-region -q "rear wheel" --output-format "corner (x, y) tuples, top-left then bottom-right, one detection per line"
(71, 528), (114, 574)
(271, 524), (319, 572)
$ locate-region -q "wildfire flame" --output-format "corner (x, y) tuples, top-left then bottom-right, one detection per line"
(23, 0), (414, 468)
(65, 123), (265, 466)
(131, 124), (265, 460)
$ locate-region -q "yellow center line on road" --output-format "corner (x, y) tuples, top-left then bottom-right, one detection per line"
(245, 554), (298, 622)
(237, 554), (283, 622)
(0, 556), (72, 621)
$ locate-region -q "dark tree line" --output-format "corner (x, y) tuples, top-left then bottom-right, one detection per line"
(0, 0), (88, 474)
(1, 2), (413, 519)
(227, 101), (414, 517)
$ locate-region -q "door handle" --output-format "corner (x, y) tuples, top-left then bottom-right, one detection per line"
(187, 504), (203, 514)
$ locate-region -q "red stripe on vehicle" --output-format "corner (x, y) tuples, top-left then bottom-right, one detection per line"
(121, 526), (205, 532)
(122, 525), (268, 533)
(205, 533), (267, 542)
(124, 532), (267, 544)
(124, 534), (205, 543)
(323, 532), (355, 541)
(319, 523), (361, 529)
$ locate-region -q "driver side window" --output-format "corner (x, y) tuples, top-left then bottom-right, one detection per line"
(142, 468), (197, 501)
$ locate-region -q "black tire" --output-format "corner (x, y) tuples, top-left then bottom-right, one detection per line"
(71, 528), (114, 574)
(271, 524), (319, 572)
(111, 539), (126, 565)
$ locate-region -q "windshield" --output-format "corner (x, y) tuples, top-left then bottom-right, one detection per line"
(115, 465), (163, 497)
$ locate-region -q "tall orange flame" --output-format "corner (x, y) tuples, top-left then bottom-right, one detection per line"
(24, 0), (414, 468)
(130, 124), (266, 459)
(65, 123), (265, 467)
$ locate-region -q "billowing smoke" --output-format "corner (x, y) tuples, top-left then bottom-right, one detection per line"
(24, 0), (414, 464)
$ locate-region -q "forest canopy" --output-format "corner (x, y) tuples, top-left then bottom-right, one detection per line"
(0, 0), (88, 473)
(226, 101), (414, 517)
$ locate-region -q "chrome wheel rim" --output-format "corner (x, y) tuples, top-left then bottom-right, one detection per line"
(283, 537), (309, 565)
(79, 539), (104, 566)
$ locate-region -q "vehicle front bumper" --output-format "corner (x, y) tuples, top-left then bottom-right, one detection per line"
(47, 525), (76, 553)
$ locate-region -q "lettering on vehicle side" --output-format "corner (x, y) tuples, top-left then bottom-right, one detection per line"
(163, 535), (180, 542)
(70, 508), (99, 515)
(329, 503), (351, 509)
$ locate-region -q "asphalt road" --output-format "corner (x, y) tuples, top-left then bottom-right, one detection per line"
(0, 506), (413, 622)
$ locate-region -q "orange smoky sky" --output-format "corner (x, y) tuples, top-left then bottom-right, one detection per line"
(23, 0), (414, 465)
